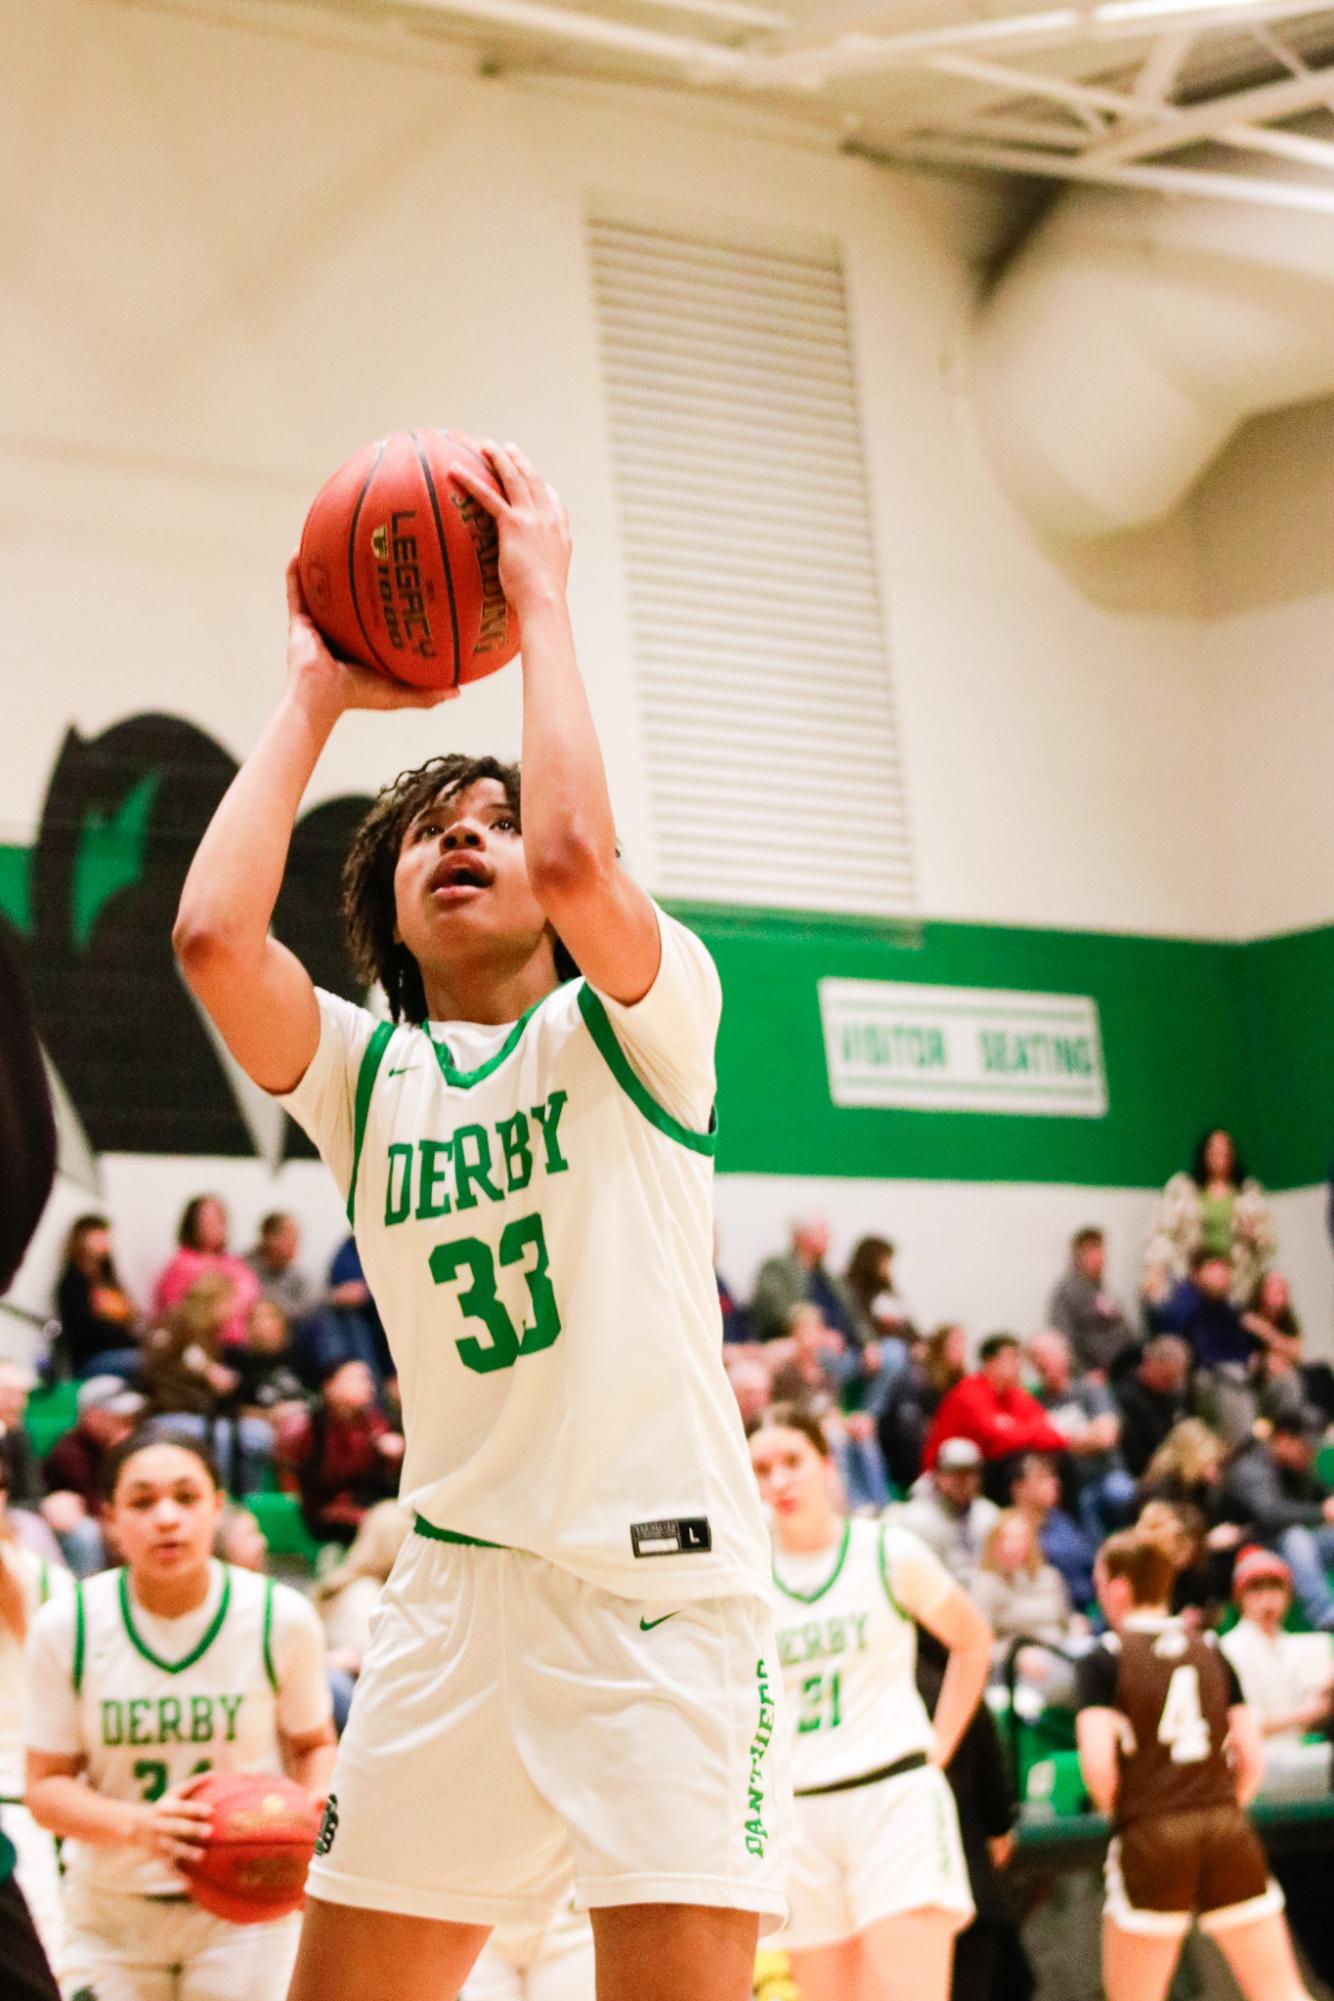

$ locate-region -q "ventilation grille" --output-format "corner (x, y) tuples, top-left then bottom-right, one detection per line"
(588, 216), (914, 917)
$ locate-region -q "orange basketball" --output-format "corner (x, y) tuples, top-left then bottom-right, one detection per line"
(297, 429), (520, 689)
(180, 1770), (321, 1925)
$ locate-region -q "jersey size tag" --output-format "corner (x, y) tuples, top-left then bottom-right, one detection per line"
(631, 1517), (712, 1558)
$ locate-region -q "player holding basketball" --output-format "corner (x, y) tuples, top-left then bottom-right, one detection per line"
(1075, 1529), (1312, 2001)
(748, 1405), (991, 2001)
(24, 1432), (335, 2001)
(172, 442), (789, 2001)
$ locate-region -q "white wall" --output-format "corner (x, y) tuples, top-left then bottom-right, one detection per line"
(0, 0), (1225, 941)
(8, 0), (1332, 1372)
(8, 1163), (1328, 1373)
(1192, 395), (1334, 940)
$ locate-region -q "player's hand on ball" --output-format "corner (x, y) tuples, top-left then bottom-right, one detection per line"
(134, 1787), (213, 1867)
(285, 560), (455, 714)
(454, 442), (571, 622)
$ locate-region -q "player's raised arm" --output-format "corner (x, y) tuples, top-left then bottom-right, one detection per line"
(452, 442), (661, 1006)
(173, 562), (450, 1094)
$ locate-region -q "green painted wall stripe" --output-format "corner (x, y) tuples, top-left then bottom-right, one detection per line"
(668, 903), (1247, 1190)
(0, 845), (29, 934)
(1, 824), (1326, 1195)
(1233, 927), (1334, 1194)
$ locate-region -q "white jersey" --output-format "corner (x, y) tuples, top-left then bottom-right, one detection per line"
(25, 1560), (331, 1897)
(0, 1545), (71, 1795)
(279, 904), (769, 1605)
(771, 1518), (954, 1791)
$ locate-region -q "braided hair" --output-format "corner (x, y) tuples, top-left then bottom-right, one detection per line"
(340, 753), (577, 1024)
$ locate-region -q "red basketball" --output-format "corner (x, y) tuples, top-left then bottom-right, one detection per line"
(297, 429), (520, 689)
(179, 1771), (322, 1925)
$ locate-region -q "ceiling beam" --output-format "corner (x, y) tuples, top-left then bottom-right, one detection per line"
(1132, 27), (1195, 104)
(1218, 120), (1334, 166)
(389, 0), (751, 71)
(926, 53), (1140, 117)
(1086, 60), (1334, 159)
(753, 0), (1334, 88)
(884, 130), (1334, 210)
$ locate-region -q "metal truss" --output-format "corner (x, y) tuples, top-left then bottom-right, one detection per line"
(159, 0), (1334, 211)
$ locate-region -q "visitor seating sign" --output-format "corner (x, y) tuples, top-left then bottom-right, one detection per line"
(818, 979), (1107, 1118)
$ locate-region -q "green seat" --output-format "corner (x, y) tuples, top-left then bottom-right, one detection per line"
(245, 1492), (327, 1571)
(1023, 1749), (1088, 1819)
(24, 1381), (80, 1458)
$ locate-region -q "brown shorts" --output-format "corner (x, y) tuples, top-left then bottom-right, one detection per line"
(1106, 1806), (1282, 1937)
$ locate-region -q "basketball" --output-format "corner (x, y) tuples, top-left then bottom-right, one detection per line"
(179, 1771), (322, 1925)
(297, 429), (520, 690)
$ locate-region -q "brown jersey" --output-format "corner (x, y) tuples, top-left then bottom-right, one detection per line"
(1076, 1614), (1243, 1827)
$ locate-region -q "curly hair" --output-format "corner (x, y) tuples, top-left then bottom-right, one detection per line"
(341, 753), (578, 1024)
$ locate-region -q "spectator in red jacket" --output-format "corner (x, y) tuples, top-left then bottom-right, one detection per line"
(923, 1333), (1068, 1502)
(275, 1360), (404, 1545)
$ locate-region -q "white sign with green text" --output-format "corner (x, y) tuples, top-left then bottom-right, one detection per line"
(818, 979), (1107, 1118)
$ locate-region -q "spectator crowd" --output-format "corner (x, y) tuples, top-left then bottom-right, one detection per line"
(2, 1115), (1334, 2001)
(720, 1129), (1334, 1807)
(3, 1120), (1334, 1987)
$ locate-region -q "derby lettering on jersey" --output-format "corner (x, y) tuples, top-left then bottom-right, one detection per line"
(384, 1091), (571, 1227)
(100, 1693), (245, 1748)
(777, 1613), (870, 1669)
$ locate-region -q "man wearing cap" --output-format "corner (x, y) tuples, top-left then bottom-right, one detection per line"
(1219, 1411), (1334, 1630)
(1221, 1547), (1334, 1799)
(892, 1436), (1000, 1589)
(39, 1378), (145, 1576)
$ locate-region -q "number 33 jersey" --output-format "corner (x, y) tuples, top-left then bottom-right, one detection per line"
(279, 905), (770, 1606)
(1074, 1613), (1245, 1826)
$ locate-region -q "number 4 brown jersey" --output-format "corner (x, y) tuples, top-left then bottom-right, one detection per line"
(1075, 1613), (1245, 1826)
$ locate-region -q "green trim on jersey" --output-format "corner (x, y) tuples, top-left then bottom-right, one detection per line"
(423, 993), (552, 1091)
(117, 1565), (233, 1676)
(772, 1517), (852, 1605)
(72, 1579), (86, 1693)
(262, 1577), (278, 1694)
(413, 1514), (507, 1551)
(576, 984), (717, 1157)
(38, 1558), (50, 1606)
(347, 1019), (396, 1228)
(877, 1521), (907, 1623)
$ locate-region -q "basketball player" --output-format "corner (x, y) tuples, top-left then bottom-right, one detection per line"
(0, 927), (61, 2001)
(748, 1405), (990, 2001)
(171, 441), (789, 2001)
(1075, 1529), (1312, 2001)
(24, 1432), (335, 2001)
(0, 1456), (72, 1977)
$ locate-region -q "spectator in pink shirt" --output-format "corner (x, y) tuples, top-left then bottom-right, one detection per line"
(152, 1194), (260, 1348)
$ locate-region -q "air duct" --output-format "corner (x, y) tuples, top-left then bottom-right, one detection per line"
(972, 166), (1334, 539)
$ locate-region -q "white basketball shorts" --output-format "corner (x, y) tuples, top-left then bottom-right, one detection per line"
(462, 1903), (596, 2001)
(60, 1886), (300, 2001)
(778, 1761), (973, 1951)
(306, 1524), (791, 1933)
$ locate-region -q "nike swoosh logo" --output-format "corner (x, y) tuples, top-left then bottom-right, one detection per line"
(387, 1065), (420, 1077)
(639, 1613), (680, 1632)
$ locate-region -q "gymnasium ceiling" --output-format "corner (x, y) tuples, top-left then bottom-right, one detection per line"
(150, 0), (1334, 214)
